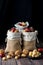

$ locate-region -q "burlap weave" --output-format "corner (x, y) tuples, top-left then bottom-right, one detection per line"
(5, 39), (21, 53)
(23, 40), (36, 51)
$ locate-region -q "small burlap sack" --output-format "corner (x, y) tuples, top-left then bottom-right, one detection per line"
(5, 30), (22, 53)
(22, 30), (38, 50)
(15, 22), (29, 32)
(23, 40), (36, 50)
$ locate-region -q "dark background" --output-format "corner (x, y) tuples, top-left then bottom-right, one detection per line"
(0, 0), (43, 47)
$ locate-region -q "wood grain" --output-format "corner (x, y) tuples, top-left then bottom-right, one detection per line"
(0, 57), (43, 65)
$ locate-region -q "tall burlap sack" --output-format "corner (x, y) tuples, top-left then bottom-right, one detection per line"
(5, 39), (21, 53)
(5, 30), (22, 53)
(22, 30), (38, 51)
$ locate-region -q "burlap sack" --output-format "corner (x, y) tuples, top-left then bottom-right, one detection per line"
(15, 22), (29, 32)
(5, 30), (22, 53)
(22, 30), (38, 51)
(23, 40), (36, 51)
(5, 39), (21, 53)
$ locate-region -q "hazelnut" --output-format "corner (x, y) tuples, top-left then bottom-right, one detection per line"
(6, 55), (11, 59)
(22, 49), (29, 55)
(8, 52), (14, 57)
(33, 49), (37, 52)
(15, 55), (20, 60)
(2, 57), (7, 61)
(15, 50), (21, 56)
(29, 51), (33, 57)
(15, 30), (19, 32)
(32, 54), (35, 57)
(22, 22), (26, 26)
(0, 49), (5, 54)
(21, 54), (26, 57)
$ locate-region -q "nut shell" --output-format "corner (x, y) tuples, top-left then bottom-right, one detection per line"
(8, 52), (15, 57)
(21, 54), (26, 57)
(15, 50), (21, 56)
(29, 51), (33, 57)
(6, 55), (11, 59)
(15, 55), (20, 59)
(22, 49), (29, 55)
(0, 49), (5, 54)
(2, 57), (7, 61)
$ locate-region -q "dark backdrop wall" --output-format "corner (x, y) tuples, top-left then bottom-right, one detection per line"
(0, 0), (43, 46)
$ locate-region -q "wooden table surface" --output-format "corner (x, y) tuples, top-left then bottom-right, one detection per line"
(0, 57), (43, 65)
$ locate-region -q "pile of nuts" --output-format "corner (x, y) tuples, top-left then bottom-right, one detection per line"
(0, 49), (41, 61)
(29, 49), (41, 58)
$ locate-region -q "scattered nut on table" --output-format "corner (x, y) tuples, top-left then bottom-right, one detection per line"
(22, 49), (29, 55)
(29, 51), (33, 57)
(2, 57), (7, 61)
(8, 52), (15, 57)
(6, 55), (11, 59)
(15, 55), (20, 59)
(21, 54), (26, 57)
(15, 50), (21, 56)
